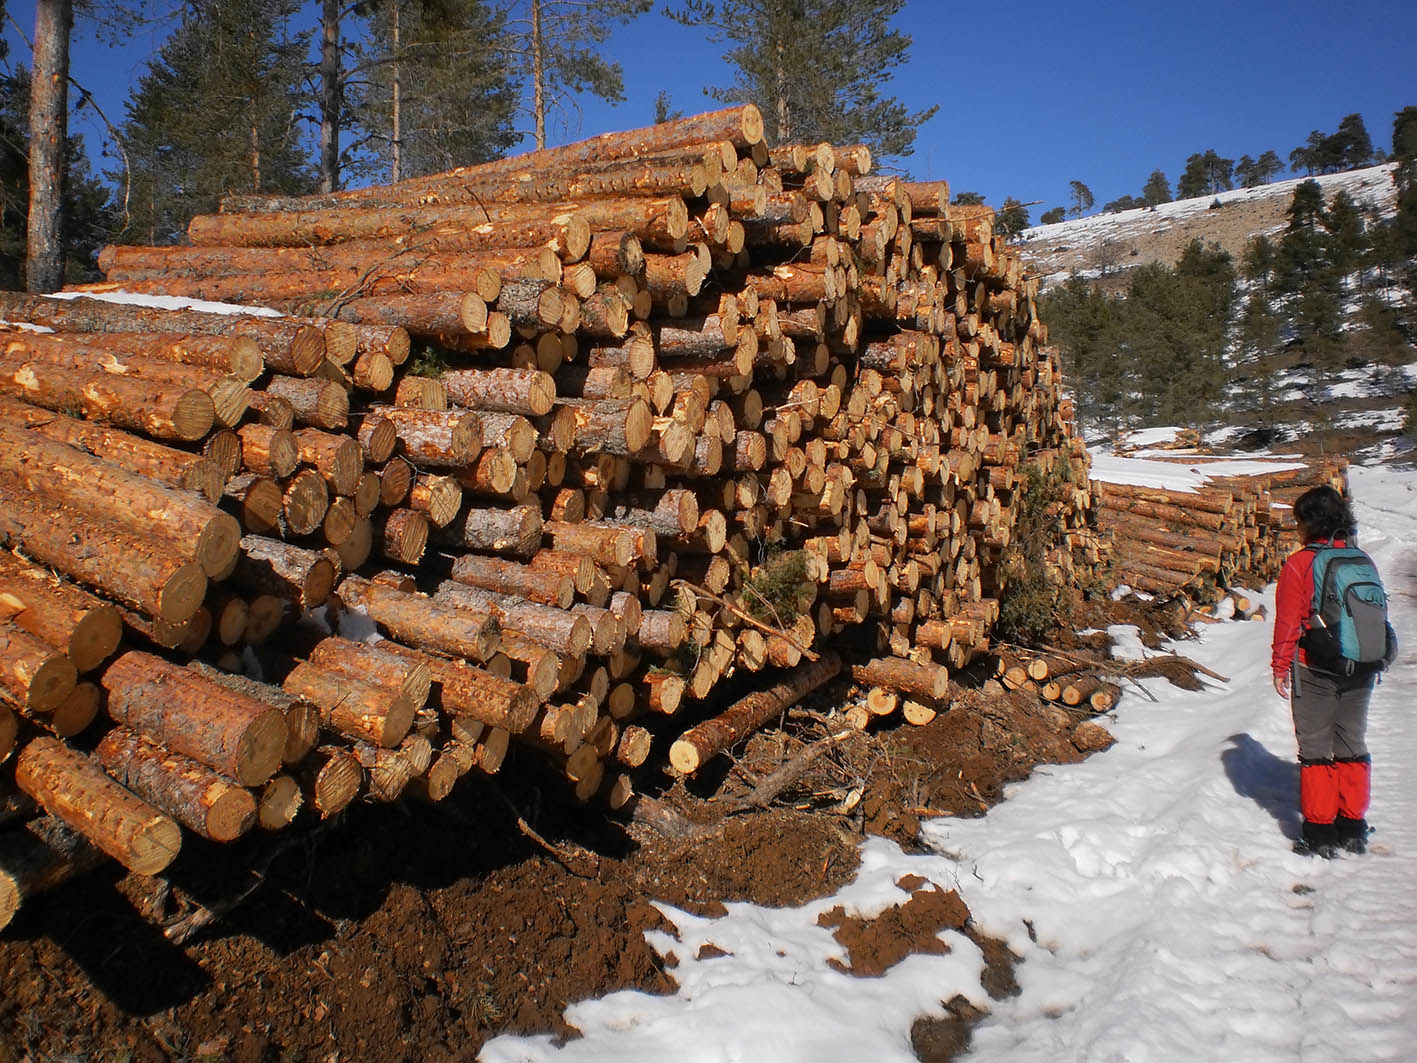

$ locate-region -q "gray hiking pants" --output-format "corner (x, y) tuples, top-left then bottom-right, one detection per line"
(1291, 664), (1373, 761)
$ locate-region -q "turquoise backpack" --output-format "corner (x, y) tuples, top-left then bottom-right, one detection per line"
(1300, 542), (1394, 675)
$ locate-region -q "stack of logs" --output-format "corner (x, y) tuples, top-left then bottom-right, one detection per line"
(1092, 455), (1349, 599)
(0, 105), (1101, 927)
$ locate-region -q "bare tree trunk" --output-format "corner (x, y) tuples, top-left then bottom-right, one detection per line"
(318, 0), (340, 194)
(25, 0), (73, 294)
(391, 0), (402, 183)
(773, 33), (790, 144)
(532, 0), (545, 150)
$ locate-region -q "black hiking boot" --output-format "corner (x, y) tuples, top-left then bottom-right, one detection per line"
(1335, 816), (1370, 855)
(1294, 820), (1339, 859)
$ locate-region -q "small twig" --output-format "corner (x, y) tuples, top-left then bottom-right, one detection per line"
(672, 579), (820, 662)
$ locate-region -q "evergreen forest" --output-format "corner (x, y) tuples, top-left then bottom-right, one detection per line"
(1040, 109), (1417, 447)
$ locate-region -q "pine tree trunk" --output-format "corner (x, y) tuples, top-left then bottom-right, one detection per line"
(318, 0), (341, 195)
(25, 0), (72, 294)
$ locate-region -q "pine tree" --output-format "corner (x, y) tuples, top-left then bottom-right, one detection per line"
(1, 64), (115, 287)
(995, 197), (1029, 236)
(1039, 275), (1126, 435)
(500, 0), (649, 150)
(1177, 150), (1234, 198)
(952, 191), (985, 206)
(667, 0), (936, 162)
(1289, 130), (1326, 175)
(1039, 206), (1065, 225)
(1274, 180), (1344, 362)
(1141, 169), (1170, 206)
(116, 0), (313, 244)
(1390, 106), (1417, 300)
(1238, 289), (1283, 423)
(356, 0), (519, 181)
(1333, 113), (1374, 169)
(1067, 180), (1093, 217)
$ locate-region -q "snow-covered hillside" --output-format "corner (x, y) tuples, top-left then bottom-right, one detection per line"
(1018, 164), (1398, 291)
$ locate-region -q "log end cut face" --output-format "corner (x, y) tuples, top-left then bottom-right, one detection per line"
(235, 708), (290, 787)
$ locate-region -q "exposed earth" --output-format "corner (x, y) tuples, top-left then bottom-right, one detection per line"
(0, 597), (1202, 1063)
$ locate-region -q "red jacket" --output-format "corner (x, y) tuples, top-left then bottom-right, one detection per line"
(1272, 537), (1345, 677)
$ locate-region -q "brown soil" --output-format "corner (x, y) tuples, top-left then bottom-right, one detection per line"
(0, 599), (1198, 1063)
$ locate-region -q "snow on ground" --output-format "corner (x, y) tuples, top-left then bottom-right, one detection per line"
(1087, 448), (1310, 491)
(479, 462), (1417, 1063)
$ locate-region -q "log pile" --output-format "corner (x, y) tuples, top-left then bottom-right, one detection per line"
(1091, 453), (1349, 600)
(0, 106), (1101, 927)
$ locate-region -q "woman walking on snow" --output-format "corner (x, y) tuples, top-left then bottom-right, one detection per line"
(1271, 485), (1387, 858)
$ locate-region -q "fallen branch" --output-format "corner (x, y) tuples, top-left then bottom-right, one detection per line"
(720, 728), (857, 813)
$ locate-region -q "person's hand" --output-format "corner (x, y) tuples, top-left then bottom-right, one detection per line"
(1273, 670), (1291, 700)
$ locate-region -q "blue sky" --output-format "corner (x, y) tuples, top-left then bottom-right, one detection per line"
(4, 0), (1415, 221)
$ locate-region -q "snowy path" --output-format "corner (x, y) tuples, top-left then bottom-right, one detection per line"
(480, 465), (1417, 1063)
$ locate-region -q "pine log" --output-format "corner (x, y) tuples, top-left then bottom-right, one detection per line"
(0, 293), (328, 376)
(434, 582), (590, 656)
(0, 356), (214, 441)
(16, 737), (183, 875)
(0, 397), (224, 502)
(849, 657), (950, 700)
(0, 553), (123, 673)
(0, 487), (208, 625)
(669, 652), (842, 774)
(441, 504), (543, 558)
(233, 535), (336, 609)
(293, 428), (363, 496)
(337, 576), (500, 662)
(256, 775), (302, 830)
(283, 661), (414, 748)
(102, 651), (287, 786)
(0, 620), (77, 713)
(296, 745), (363, 818)
(307, 635), (432, 707)
(0, 423), (241, 577)
(376, 641), (538, 732)
(371, 405), (483, 467)
(94, 728), (257, 843)
(265, 375), (349, 430)
(447, 555), (574, 608)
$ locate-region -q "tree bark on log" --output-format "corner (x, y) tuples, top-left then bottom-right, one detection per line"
(849, 657), (950, 700)
(0, 553), (123, 673)
(102, 651), (287, 786)
(369, 405), (482, 467)
(337, 575), (500, 662)
(0, 815), (109, 931)
(0, 486), (208, 625)
(376, 641), (538, 732)
(0, 356), (214, 442)
(282, 661), (414, 748)
(233, 535), (335, 610)
(0, 423), (241, 578)
(16, 737), (183, 876)
(94, 728), (257, 843)
(0, 620), (77, 712)
(0, 397), (224, 502)
(669, 652), (842, 774)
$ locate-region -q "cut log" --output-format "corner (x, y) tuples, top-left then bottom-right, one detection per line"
(0, 816), (109, 931)
(849, 657), (950, 700)
(16, 737), (183, 875)
(0, 357), (214, 441)
(337, 575), (500, 662)
(448, 555), (574, 608)
(0, 553), (123, 673)
(0, 396), (224, 502)
(101, 650), (286, 786)
(0, 487), (207, 625)
(669, 652), (842, 774)
(371, 405), (483, 467)
(0, 423), (242, 578)
(283, 661), (414, 748)
(0, 620), (77, 713)
(233, 535), (336, 610)
(376, 642), (538, 732)
(296, 745), (363, 818)
(95, 728), (257, 843)
(307, 635), (432, 707)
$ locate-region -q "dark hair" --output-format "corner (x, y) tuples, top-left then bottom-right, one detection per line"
(1292, 485), (1354, 541)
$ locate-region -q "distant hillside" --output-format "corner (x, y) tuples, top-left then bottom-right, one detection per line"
(1015, 164), (1398, 294)
(1011, 164), (1415, 464)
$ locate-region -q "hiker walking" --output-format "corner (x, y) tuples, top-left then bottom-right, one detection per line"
(1271, 485), (1395, 858)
